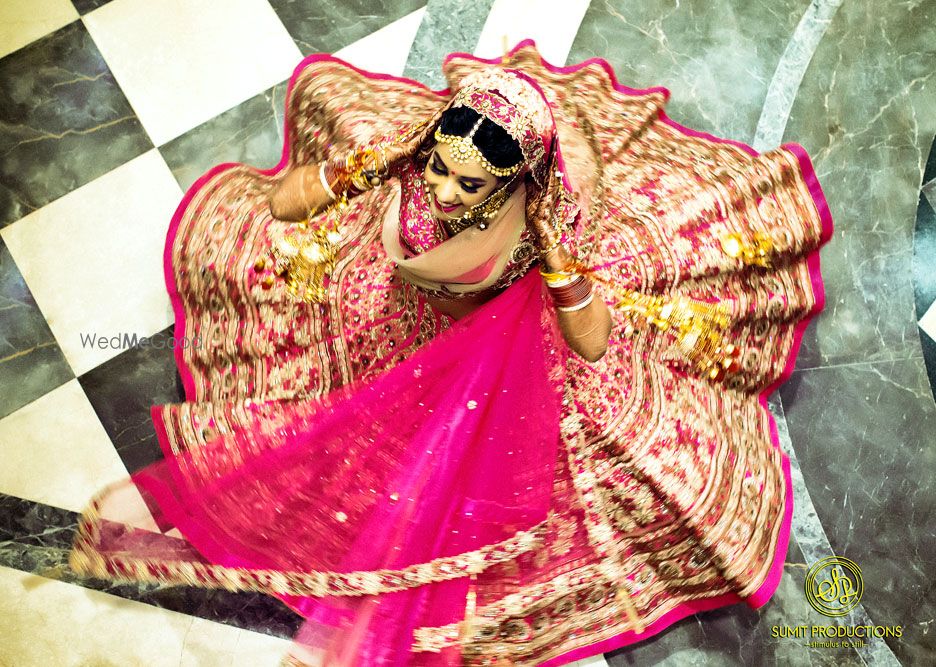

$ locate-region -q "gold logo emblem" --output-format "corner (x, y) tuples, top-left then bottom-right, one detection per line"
(805, 556), (863, 617)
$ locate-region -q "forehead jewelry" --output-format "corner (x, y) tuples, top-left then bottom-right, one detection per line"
(434, 117), (522, 178)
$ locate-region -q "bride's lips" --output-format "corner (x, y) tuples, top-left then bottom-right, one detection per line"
(433, 194), (460, 213)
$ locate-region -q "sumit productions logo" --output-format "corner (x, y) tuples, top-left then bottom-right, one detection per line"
(804, 555), (863, 617)
(771, 555), (903, 648)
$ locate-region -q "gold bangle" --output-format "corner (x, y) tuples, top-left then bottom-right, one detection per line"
(318, 162), (337, 201)
(543, 273), (580, 288)
(538, 267), (575, 282)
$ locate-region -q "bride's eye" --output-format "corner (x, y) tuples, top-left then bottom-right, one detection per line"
(430, 155), (447, 175)
(460, 181), (479, 194)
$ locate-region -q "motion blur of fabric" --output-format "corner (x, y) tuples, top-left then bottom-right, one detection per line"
(68, 42), (832, 666)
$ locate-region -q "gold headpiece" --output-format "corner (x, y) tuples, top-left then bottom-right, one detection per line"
(433, 116), (522, 178)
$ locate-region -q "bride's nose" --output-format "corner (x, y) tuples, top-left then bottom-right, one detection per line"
(435, 179), (459, 204)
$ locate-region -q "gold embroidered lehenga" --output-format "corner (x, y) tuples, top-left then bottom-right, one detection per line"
(69, 42), (832, 665)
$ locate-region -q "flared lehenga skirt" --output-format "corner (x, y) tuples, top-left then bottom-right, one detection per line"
(69, 42), (832, 666)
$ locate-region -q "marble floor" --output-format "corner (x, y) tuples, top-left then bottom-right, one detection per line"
(1, 0), (934, 665)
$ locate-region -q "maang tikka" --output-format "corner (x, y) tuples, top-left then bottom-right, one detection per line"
(434, 117), (522, 178)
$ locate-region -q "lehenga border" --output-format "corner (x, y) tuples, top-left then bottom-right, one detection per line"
(69, 483), (548, 597)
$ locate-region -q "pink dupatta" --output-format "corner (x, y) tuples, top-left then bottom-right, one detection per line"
(70, 266), (567, 665)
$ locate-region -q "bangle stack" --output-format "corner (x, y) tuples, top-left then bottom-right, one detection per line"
(540, 268), (594, 312)
(322, 146), (391, 199)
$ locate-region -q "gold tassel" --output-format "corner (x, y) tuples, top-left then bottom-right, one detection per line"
(270, 193), (347, 303)
(569, 262), (742, 382)
(721, 232), (773, 268)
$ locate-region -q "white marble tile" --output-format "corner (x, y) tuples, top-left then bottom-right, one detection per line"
(1, 149), (180, 376)
(0, 380), (152, 522)
(83, 0), (302, 145)
(474, 0), (591, 66)
(0, 0), (78, 59)
(919, 299), (936, 343)
(0, 565), (290, 666)
(332, 7), (426, 77)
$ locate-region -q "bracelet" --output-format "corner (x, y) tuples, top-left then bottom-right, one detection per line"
(318, 162), (337, 201)
(557, 293), (594, 313)
(538, 266), (575, 282)
(547, 274), (592, 308)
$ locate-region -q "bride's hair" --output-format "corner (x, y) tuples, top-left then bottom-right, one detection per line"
(435, 106), (524, 171)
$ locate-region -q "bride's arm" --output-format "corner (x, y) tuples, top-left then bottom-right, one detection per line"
(270, 144), (412, 221)
(544, 246), (612, 363)
(268, 164), (331, 221)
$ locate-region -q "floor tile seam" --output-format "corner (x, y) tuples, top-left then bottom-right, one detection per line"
(792, 353), (926, 374)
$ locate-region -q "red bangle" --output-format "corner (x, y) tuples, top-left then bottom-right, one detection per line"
(547, 275), (592, 308)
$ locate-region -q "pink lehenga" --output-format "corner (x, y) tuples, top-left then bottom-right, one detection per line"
(69, 42), (832, 666)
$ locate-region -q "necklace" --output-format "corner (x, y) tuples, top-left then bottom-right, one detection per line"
(420, 178), (489, 235)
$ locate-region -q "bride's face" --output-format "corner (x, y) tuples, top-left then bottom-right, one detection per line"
(423, 142), (500, 219)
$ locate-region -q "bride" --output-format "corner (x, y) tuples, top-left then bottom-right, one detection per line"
(70, 42), (832, 666)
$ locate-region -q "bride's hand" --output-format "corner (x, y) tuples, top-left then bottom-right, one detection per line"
(268, 165), (333, 221)
(543, 244), (574, 272)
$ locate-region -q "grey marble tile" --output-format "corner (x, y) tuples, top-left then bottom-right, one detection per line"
(752, 0), (845, 152)
(403, 0), (497, 89)
(568, 0), (812, 145)
(159, 81), (289, 192)
(0, 21), (152, 228)
(781, 1), (936, 368)
(794, 221), (919, 371)
(268, 0), (426, 56)
(779, 359), (936, 665)
(71, 0), (113, 14)
(0, 239), (73, 419)
(0, 493), (303, 637)
(77, 327), (184, 474)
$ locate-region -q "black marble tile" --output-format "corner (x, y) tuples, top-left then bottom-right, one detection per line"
(914, 187), (936, 319)
(269, 0), (426, 56)
(779, 360), (936, 665)
(0, 239), (73, 419)
(0, 493), (302, 637)
(71, 0), (113, 14)
(77, 327), (184, 474)
(0, 20), (151, 228)
(160, 81), (288, 192)
(923, 137), (936, 186)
